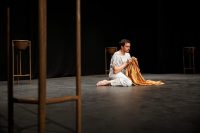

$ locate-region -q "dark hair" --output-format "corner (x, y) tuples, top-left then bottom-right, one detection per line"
(119, 39), (131, 47)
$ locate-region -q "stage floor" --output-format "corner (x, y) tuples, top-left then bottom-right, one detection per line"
(1, 74), (200, 133)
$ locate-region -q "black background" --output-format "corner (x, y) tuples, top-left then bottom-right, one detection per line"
(0, 0), (200, 81)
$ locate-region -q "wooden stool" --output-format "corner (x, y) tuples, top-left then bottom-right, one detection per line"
(12, 40), (32, 83)
(183, 47), (196, 74)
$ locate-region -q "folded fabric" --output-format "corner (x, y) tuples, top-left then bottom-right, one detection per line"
(126, 57), (164, 86)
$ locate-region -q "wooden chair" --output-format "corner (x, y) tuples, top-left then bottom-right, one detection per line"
(105, 47), (117, 76)
(183, 47), (196, 73)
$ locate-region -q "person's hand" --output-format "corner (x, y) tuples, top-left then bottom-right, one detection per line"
(132, 56), (137, 60)
(126, 58), (132, 64)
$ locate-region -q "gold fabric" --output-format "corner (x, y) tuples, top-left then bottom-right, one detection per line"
(126, 57), (164, 86)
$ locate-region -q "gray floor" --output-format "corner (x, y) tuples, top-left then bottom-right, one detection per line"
(0, 74), (200, 133)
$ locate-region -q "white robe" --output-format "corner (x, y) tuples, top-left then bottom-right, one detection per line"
(108, 51), (133, 87)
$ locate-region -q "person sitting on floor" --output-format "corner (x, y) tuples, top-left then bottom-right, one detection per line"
(96, 39), (164, 86)
(97, 39), (133, 86)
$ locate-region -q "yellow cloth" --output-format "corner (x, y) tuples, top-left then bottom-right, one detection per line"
(126, 57), (164, 86)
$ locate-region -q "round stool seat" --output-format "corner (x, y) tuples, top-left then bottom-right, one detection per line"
(14, 40), (30, 50)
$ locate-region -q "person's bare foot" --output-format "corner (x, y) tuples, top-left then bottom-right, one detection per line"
(96, 80), (110, 86)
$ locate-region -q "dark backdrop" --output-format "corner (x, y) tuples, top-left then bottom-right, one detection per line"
(0, 0), (200, 81)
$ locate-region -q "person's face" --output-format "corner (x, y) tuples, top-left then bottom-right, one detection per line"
(121, 42), (131, 53)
